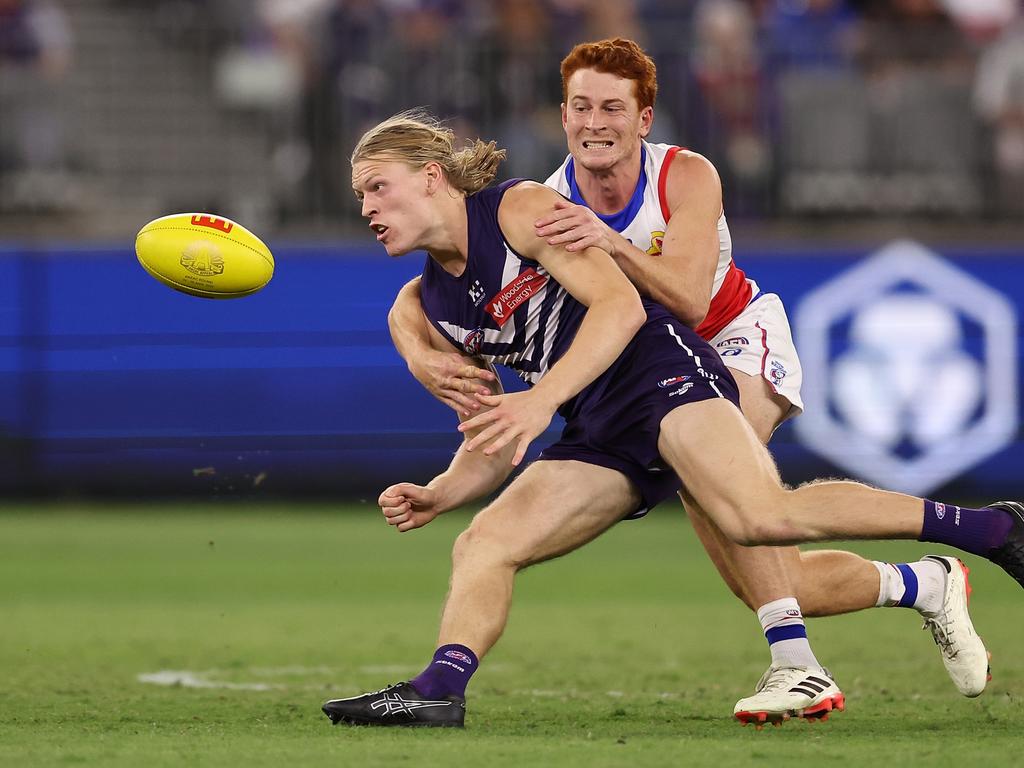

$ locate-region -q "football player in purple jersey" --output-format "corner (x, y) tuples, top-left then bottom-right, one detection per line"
(383, 40), (1000, 722)
(321, 111), (1024, 730)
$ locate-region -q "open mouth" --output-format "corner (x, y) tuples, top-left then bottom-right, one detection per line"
(370, 223), (389, 241)
(582, 141), (613, 149)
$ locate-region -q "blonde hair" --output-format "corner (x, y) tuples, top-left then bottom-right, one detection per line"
(351, 110), (506, 195)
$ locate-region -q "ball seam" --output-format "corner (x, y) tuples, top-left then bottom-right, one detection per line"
(138, 225), (274, 270)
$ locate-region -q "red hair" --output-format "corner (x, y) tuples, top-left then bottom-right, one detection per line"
(560, 38), (657, 110)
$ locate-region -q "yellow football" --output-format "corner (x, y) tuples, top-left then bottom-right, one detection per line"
(135, 213), (274, 299)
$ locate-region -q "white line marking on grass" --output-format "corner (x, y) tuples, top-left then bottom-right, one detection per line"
(137, 670), (280, 691)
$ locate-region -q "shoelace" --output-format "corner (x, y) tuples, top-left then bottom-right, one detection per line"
(756, 668), (798, 693)
(922, 615), (958, 657)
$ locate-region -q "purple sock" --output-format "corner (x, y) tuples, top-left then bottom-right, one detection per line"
(919, 500), (1014, 557)
(410, 644), (479, 699)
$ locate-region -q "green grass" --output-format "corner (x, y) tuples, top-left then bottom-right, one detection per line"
(0, 503), (1021, 767)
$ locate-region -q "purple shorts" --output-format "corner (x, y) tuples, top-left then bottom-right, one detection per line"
(538, 303), (740, 518)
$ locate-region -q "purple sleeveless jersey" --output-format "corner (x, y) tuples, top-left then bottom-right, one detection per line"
(419, 180), (741, 516)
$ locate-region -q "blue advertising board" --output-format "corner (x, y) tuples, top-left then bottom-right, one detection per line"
(0, 240), (1020, 501)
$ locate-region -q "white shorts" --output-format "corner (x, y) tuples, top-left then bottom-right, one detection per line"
(707, 290), (804, 417)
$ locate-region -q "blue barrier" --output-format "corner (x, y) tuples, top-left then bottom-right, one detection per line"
(0, 240), (1020, 500)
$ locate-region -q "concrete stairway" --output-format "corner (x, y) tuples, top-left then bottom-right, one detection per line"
(60, 0), (275, 237)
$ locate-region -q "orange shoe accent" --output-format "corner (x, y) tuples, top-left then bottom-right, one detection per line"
(734, 710), (789, 727)
(960, 560), (973, 605)
(800, 692), (845, 720)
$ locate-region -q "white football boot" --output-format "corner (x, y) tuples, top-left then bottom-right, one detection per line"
(919, 555), (990, 697)
(734, 666), (844, 727)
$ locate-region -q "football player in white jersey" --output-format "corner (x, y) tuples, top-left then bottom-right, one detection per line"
(384, 39), (996, 723)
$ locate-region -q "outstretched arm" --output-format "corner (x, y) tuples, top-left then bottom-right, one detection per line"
(379, 320), (515, 532)
(534, 151), (722, 328)
(388, 276), (497, 415)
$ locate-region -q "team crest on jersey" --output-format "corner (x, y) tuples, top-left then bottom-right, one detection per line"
(646, 231), (665, 255)
(463, 328), (484, 355)
(658, 375), (690, 388)
(485, 267), (548, 328)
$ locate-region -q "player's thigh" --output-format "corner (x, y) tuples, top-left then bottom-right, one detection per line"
(657, 399), (786, 542)
(465, 459), (640, 568)
(731, 369), (791, 444)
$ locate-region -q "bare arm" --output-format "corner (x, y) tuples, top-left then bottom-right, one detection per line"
(535, 151), (722, 328)
(379, 321), (515, 531)
(388, 277), (496, 415)
(459, 182), (646, 463)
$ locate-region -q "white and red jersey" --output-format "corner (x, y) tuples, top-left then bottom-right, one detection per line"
(544, 140), (754, 341)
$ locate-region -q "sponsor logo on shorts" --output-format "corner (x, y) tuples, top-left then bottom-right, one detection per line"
(469, 279), (486, 306)
(658, 375), (690, 388)
(444, 650), (474, 666)
(668, 383), (694, 397)
(720, 348), (742, 357)
(646, 231), (665, 255)
(934, 502), (946, 520)
(769, 360), (787, 386)
(716, 336), (749, 347)
(485, 268), (548, 327)
(463, 328), (484, 355)
(954, 505), (961, 525)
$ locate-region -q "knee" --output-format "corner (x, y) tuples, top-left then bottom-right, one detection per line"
(451, 519), (517, 571)
(706, 496), (797, 547)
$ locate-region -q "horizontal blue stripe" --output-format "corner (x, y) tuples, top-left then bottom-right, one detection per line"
(765, 623), (807, 645)
(896, 563), (918, 608)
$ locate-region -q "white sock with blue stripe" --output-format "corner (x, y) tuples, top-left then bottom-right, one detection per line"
(757, 597), (822, 670)
(872, 560), (944, 615)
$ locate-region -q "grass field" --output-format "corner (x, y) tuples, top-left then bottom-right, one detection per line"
(1, 503), (1021, 767)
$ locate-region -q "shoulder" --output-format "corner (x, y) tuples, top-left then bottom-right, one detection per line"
(497, 181), (563, 232)
(496, 181), (565, 259)
(662, 149), (722, 216)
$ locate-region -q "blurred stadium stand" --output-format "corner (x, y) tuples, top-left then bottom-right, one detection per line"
(1, 0), (1022, 500)
(2, 0), (1024, 238)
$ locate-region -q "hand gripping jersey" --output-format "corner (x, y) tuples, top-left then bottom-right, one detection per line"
(418, 180), (741, 515)
(544, 140), (753, 341)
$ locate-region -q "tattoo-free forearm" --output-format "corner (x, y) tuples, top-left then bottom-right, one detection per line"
(388, 277), (433, 365)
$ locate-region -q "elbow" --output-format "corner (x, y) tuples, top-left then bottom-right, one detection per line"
(621, 291), (646, 334)
(672, 295), (710, 329)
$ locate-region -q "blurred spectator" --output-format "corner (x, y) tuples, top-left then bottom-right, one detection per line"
(974, 19), (1024, 214)
(477, 0), (564, 181)
(686, 0), (772, 216)
(941, 0), (1018, 44)
(246, 0), (342, 219)
(860, 0), (974, 83)
(762, 0), (862, 74)
(0, 0), (74, 211)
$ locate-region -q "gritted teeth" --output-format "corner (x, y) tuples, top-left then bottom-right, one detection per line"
(583, 141), (613, 149)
